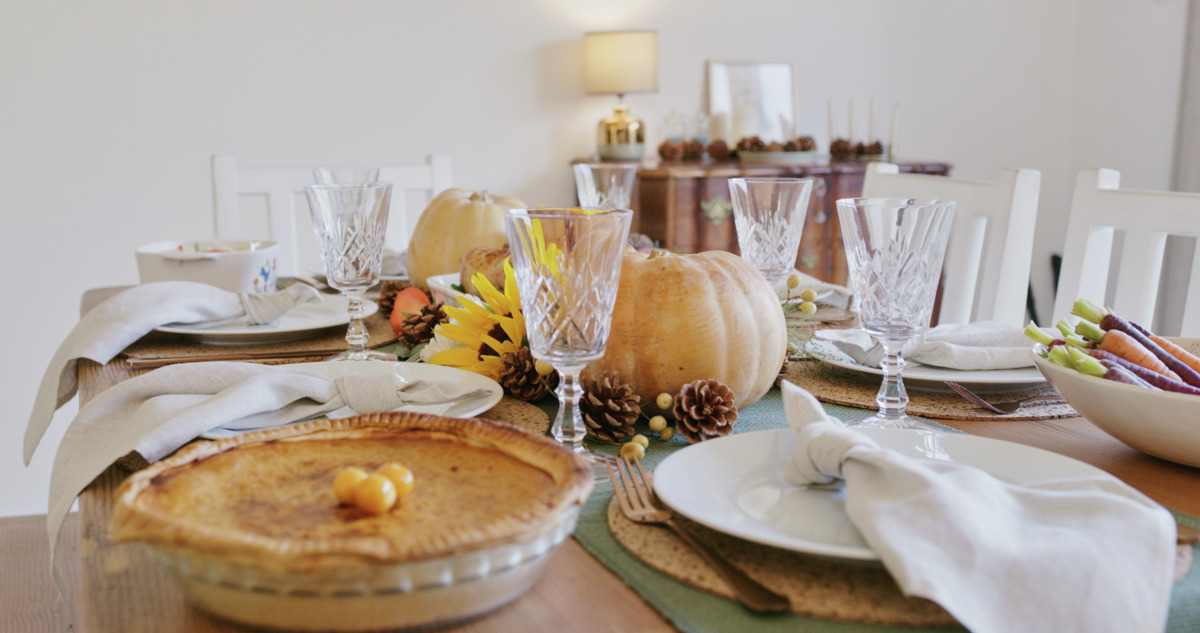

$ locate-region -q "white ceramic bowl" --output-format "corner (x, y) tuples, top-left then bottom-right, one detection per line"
(1032, 345), (1200, 468)
(136, 240), (278, 293)
(426, 272), (476, 309)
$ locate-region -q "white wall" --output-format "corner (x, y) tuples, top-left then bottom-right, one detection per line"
(0, 0), (1187, 517)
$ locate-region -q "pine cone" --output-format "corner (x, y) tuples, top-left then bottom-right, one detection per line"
(829, 138), (854, 161)
(658, 140), (683, 161)
(672, 379), (738, 443)
(707, 139), (730, 161)
(377, 280), (412, 317)
(580, 372), (642, 442)
(397, 302), (448, 347)
(499, 346), (555, 402)
(681, 139), (705, 161)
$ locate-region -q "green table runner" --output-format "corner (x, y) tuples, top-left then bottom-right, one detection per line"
(554, 388), (1200, 633)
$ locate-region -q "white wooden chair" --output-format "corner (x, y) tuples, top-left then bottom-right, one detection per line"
(1052, 168), (1200, 336)
(212, 155), (452, 276)
(860, 162), (1042, 327)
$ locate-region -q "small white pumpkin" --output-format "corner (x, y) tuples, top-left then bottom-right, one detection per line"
(406, 189), (524, 288)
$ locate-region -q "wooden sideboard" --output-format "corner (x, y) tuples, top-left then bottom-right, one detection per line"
(628, 159), (952, 285)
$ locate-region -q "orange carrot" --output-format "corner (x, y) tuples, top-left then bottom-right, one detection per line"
(1097, 329), (1181, 380)
(1150, 335), (1200, 375)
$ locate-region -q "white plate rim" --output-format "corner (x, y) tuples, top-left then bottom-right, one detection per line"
(155, 296), (374, 342)
(805, 338), (1046, 391)
(200, 361), (502, 439)
(653, 427), (1123, 561)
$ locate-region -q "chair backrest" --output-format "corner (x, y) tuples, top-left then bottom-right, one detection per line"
(1052, 168), (1200, 336)
(860, 162), (1042, 327)
(212, 155), (452, 276)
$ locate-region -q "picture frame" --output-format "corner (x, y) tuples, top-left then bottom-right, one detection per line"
(706, 60), (797, 144)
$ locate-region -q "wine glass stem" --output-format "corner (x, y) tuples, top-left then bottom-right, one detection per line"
(875, 339), (909, 421)
(344, 292), (370, 358)
(551, 364), (589, 456)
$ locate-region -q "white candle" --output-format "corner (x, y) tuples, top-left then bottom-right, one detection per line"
(847, 99), (854, 142)
(889, 103), (901, 156)
(827, 98), (835, 142)
(868, 97), (876, 143)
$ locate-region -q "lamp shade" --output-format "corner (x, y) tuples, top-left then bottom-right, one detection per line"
(583, 30), (658, 96)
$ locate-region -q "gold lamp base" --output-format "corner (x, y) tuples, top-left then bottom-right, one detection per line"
(596, 104), (645, 161)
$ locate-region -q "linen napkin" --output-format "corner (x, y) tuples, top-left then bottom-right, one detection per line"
(24, 281), (321, 464)
(815, 321), (1035, 370)
(44, 361), (486, 590)
(780, 380), (1176, 633)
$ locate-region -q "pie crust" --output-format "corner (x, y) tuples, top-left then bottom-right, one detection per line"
(110, 412), (593, 630)
(114, 412), (592, 569)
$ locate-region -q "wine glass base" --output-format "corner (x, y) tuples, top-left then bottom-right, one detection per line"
(845, 414), (940, 431)
(575, 448), (619, 484)
(324, 350), (398, 362)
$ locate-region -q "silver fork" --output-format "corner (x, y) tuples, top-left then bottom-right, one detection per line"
(944, 381), (1066, 414)
(603, 454), (790, 613)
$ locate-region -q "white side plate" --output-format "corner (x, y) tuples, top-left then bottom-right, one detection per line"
(156, 296), (374, 345)
(806, 339), (1046, 393)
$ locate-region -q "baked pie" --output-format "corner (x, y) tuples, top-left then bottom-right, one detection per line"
(111, 412), (593, 631)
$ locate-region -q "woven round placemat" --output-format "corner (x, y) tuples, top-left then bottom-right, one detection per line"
(606, 498), (957, 627)
(481, 396), (550, 435)
(779, 359), (1078, 421)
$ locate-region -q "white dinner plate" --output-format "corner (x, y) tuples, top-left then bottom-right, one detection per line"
(156, 296), (374, 345)
(201, 361), (503, 439)
(806, 339), (1046, 393)
(654, 427), (1125, 562)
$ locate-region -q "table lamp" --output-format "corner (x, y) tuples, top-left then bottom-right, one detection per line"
(584, 30), (658, 161)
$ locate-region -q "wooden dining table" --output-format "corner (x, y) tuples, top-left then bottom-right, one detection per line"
(4, 288), (1199, 633)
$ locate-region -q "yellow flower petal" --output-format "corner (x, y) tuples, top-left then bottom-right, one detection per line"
(445, 305), (492, 331)
(430, 347), (480, 367)
(436, 322), (483, 349)
(496, 314), (524, 346)
(503, 259), (521, 310)
(471, 356), (505, 380)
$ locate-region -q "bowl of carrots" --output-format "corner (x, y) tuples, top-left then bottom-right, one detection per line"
(1028, 299), (1200, 468)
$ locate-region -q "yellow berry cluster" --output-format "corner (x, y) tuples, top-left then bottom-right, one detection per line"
(786, 274), (818, 315)
(333, 462), (415, 516)
(618, 392), (680, 458)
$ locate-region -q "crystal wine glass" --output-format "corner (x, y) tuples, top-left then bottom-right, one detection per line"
(837, 197), (955, 428)
(304, 182), (396, 361)
(573, 162), (638, 210)
(505, 207), (633, 480)
(729, 177), (814, 284)
(313, 166), (380, 184)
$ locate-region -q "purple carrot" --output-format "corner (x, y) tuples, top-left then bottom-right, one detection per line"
(1099, 361), (1157, 389)
(1099, 313), (1200, 388)
(1097, 358), (1200, 395)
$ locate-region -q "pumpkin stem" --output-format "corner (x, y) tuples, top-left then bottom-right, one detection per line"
(647, 249), (669, 260)
(469, 191), (493, 204)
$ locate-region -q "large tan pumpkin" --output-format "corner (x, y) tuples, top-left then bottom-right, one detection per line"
(583, 249), (786, 409)
(405, 189), (525, 289)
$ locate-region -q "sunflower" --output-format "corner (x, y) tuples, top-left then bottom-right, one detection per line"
(428, 259), (526, 380)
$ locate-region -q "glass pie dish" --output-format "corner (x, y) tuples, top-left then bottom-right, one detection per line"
(111, 413), (593, 631)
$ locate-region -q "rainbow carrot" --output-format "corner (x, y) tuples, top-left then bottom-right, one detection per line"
(1149, 335), (1200, 375)
(1075, 320), (1180, 380)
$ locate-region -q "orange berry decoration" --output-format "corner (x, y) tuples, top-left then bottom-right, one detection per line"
(376, 462), (416, 500)
(333, 467), (369, 505)
(354, 474), (398, 516)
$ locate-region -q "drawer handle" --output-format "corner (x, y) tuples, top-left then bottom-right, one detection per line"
(700, 197), (732, 224)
